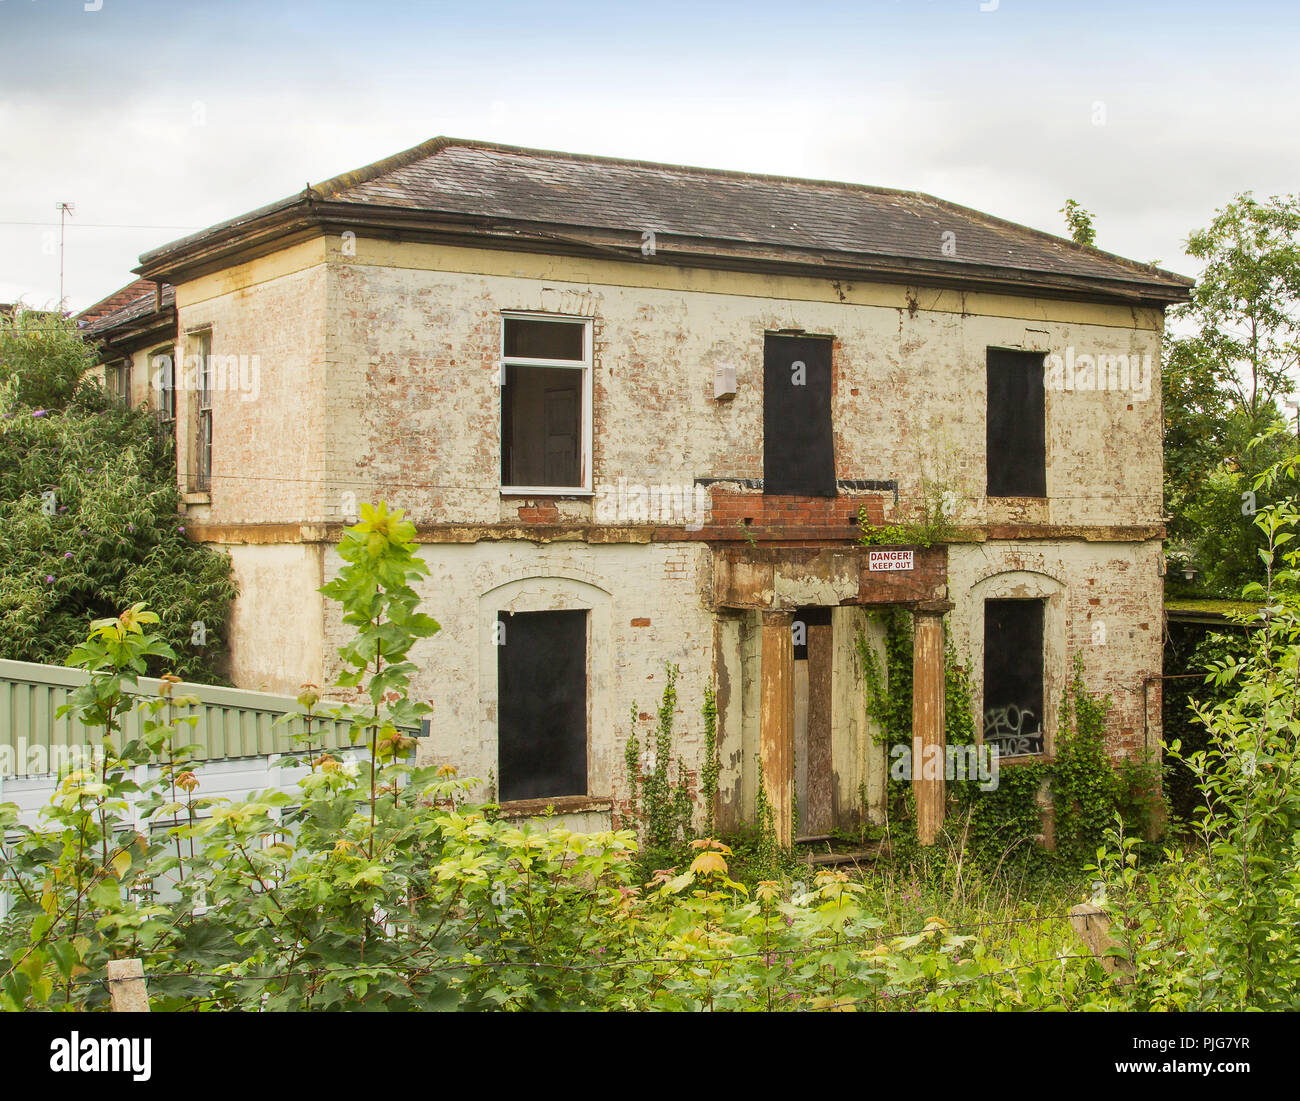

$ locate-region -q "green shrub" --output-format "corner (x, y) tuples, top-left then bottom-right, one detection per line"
(0, 314), (235, 682)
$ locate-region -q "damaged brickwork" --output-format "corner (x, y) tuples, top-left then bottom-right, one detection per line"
(152, 231), (1166, 834)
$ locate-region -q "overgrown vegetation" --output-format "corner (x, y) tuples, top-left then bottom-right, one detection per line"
(857, 476), (957, 549)
(0, 308), (236, 681)
(856, 608), (1162, 873)
(622, 663), (694, 869)
(2, 499), (1297, 1010)
(1163, 192), (1300, 598)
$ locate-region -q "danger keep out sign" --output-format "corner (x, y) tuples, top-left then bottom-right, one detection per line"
(867, 549), (914, 572)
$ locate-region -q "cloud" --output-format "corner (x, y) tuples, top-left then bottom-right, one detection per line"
(4, 0), (1298, 308)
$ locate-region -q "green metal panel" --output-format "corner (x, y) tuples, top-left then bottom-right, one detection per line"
(0, 658), (416, 778)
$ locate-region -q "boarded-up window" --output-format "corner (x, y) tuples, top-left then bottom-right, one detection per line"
(764, 334), (836, 497)
(982, 599), (1045, 756)
(497, 609), (588, 802)
(501, 316), (589, 490)
(986, 348), (1046, 497)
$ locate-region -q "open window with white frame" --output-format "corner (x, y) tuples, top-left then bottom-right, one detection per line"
(106, 357), (131, 407)
(151, 344), (176, 427)
(499, 313), (592, 494)
(184, 328), (213, 493)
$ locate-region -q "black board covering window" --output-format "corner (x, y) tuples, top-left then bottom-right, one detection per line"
(763, 334), (836, 497)
(497, 609), (588, 802)
(982, 599), (1045, 756)
(986, 348), (1046, 497)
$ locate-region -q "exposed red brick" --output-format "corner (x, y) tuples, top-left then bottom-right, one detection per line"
(517, 502), (561, 524)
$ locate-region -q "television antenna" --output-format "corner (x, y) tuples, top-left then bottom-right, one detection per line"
(55, 201), (75, 312)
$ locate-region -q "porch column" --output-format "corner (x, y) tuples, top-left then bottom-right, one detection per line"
(759, 609), (795, 848)
(912, 602), (952, 845)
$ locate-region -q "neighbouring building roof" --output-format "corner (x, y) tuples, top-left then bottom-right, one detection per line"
(80, 280), (175, 347)
(136, 138), (1193, 308)
(76, 278), (159, 327)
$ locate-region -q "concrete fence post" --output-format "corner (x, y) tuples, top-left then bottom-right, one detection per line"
(106, 958), (150, 1012)
(1068, 903), (1136, 984)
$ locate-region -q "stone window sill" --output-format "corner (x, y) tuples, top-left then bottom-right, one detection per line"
(500, 490), (594, 498)
(497, 795), (611, 818)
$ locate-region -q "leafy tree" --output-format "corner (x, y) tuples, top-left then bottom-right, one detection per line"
(1178, 193), (1300, 421)
(0, 307), (96, 410)
(1164, 193), (1300, 595)
(0, 310), (235, 681)
(1060, 199), (1096, 246)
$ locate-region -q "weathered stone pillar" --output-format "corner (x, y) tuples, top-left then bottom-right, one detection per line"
(804, 616), (834, 837)
(759, 609), (795, 848)
(912, 602), (951, 845)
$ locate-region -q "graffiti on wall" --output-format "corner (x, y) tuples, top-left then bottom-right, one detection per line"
(982, 702), (1044, 756)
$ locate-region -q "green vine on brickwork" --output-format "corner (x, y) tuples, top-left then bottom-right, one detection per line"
(857, 477), (958, 549)
(854, 613), (1162, 868)
(750, 772), (783, 880)
(623, 702), (640, 827)
(624, 663), (694, 852)
(701, 683), (720, 838)
(1052, 654), (1163, 862)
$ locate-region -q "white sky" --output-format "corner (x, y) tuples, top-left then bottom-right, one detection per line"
(2, 0), (1297, 312)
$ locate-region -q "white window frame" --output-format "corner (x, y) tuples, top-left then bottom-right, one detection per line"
(107, 358), (131, 406)
(498, 312), (593, 496)
(151, 344), (176, 426)
(184, 327), (213, 494)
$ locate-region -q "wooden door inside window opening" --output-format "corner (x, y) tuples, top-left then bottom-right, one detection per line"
(793, 606), (834, 838)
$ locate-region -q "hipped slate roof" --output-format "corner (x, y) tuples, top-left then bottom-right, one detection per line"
(137, 138), (1193, 306)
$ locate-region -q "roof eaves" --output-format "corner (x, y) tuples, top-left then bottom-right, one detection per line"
(129, 136), (1194, 304)
(83, 286), (177, 343)
(136, 192), (309, 275)
(919, 193), (1194, 291)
